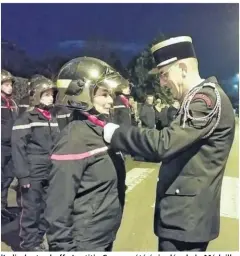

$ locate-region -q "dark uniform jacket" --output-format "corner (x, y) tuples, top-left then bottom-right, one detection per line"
(1, 95), (18, 177)
(113, 95), (131, 126)
(109, 77), (235, 242)
(53, 104), (72, 131)
(45, 112), (126, 251)
(11, 107), (69, 186)
(1, 95), (18, 149)
(130, 109), (138, 126)
(18, 95), (30, 115)
(140, 103), (156, 129)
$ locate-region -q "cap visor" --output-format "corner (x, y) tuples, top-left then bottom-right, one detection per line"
(148, 67), (159, 75)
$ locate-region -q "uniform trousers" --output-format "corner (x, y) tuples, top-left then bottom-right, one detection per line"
(19, 179), (48, 250)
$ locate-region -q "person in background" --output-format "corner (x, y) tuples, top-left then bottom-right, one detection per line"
(139, 94), (156, 128)
(154, 98), (163, 113)
(12, 75), (58, 210)
(128, 96), (138, 126)
(1, 69), (19, 222)
(165, 100), (180, 126)
(11, 77), (62, 251)
(18, 74), (48, 115)
(113, 81), (132, 125)
(155, 100), (176, 130)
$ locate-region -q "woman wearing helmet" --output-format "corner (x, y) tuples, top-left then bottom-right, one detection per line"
(1, 69), (19, 222)
(45, 57), (127, 251)
(11, 77), (65, 251)
(18, 74), (49, 115)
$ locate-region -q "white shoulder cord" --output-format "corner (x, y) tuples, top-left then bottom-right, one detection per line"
(179, 82), (222, 139)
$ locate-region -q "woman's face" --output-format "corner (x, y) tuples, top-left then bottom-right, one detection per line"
(92, 87), (113, 115)
(40, 89), (54, 106)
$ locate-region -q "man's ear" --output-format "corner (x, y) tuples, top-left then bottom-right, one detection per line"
(179, 62), (187, 78)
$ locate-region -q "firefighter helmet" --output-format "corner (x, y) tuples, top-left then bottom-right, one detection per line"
(30, 77), (57, 106)
(56, 57), (129, 110)
(1, 69), (14, 84)
(29, 75), (48, 90)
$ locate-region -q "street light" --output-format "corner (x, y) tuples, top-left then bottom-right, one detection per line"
(233, 84), (238, 89)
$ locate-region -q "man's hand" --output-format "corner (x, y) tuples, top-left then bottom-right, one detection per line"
(103, 123), (120, 143)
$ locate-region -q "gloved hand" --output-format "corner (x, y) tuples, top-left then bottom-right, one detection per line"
(22, 184), (30, 188)
(19, 177), (31, 189)
(103, 123), (120, 143)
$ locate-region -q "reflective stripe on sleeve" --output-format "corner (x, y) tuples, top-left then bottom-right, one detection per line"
(51, 146), (108, 161)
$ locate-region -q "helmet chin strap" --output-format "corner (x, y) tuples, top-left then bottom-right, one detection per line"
(59, 101), (108, 127)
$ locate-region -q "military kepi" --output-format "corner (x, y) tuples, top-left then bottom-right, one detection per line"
(149, 36), (196, 74)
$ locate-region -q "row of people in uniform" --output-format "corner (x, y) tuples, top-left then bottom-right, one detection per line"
(1, 64), (176, 251)
(1, 35), (235, 252)
(138, 95), (180, 129)
(1, 72), (69, 219)
(1, 61), (152, 251)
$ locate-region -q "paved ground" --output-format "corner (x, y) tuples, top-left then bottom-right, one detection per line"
(1, 125), (239, 251)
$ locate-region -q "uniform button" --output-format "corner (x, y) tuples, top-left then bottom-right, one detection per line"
(175, 189), (180, 194)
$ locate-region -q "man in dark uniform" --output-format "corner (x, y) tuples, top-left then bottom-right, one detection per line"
(103, 36), (235, 251)
(1, 69), (19, 222)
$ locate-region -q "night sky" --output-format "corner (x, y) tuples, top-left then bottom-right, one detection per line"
(1, 3), (239, 80)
